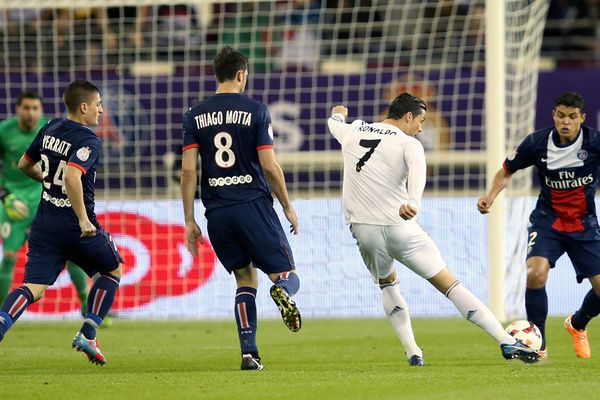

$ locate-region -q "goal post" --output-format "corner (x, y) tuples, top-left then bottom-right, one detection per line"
(485, 0), (507, 321)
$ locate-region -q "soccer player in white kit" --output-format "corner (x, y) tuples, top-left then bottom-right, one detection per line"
(327, 93), (540, 365)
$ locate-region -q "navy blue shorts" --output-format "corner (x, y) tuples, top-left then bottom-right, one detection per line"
(527, 223), (600, 283)
(24, 228), (123, 285)
(206, 196), (295, 274)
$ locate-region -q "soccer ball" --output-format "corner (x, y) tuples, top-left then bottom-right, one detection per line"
(505, 320), (542, 351)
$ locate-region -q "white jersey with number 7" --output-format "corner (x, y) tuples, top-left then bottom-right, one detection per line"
(328, 113), (427, 225)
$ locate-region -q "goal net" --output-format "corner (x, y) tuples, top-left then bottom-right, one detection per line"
(0, 0), (549, 319)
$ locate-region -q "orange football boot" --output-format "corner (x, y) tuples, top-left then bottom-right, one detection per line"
(565, 315), (591, 358)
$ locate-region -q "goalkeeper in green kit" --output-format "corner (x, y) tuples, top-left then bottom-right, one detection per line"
(0, 91), (90, 313)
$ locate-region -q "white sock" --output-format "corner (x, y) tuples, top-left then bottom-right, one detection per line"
(381, 282), (423, 358)
(445, 281), (514, 345)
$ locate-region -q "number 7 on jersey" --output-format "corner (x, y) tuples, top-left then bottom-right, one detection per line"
(356, 139), (381, 172)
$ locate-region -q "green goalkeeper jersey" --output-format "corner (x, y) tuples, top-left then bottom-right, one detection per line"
(0, 116), (47, 196)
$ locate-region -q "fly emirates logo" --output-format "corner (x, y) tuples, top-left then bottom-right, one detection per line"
(544, 171), (594, 189)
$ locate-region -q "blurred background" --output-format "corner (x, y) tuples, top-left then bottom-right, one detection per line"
(0, 0), (595, 321)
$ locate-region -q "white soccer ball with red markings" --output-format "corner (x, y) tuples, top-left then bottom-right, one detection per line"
(505, 320), (542, 351)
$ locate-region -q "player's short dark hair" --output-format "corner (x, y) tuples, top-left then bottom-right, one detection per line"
(213, 46), (249, 83)
(17, 90), (42, 106)
(387, 93), (427, 120)
(553, 92), (585, 113)
(63, 80), (100, 114)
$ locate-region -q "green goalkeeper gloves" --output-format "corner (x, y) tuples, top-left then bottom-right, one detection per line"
(0, 188), (30, 221)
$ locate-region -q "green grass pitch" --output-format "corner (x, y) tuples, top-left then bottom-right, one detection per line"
(1, 317), (598, 399)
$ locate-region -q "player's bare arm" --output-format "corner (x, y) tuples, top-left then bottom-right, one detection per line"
(64, 165), (96, 238)
(17, 155), (43, 182)
(258, 148), (298, 235)
(477, 167), (513, 214)
(181, 147), (204, 256)
(331, 105), (348, 118)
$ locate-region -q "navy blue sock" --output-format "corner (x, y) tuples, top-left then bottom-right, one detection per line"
(0, 286), (35, 340)
(571, 289), (600, 330)
(235, 287), (258, 358)
(80, 274), (120, 339)
(275, 271), (300, 296)
(525, 287), (548, 350)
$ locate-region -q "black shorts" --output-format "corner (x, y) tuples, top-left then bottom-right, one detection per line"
(206, 196), (295, 274)
(24, 228), (123, 285)
(527, 223), (600, 283)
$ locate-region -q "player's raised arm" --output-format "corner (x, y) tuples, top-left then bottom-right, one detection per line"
(477, 167), (513, 214)
(327, 105), (349, 141)
(181, 146), (204, 256)
(258, 148), (298, 235)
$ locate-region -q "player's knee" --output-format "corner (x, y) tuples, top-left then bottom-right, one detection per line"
(234, 265), (257, 287)
(24, 283), (48, 302)
(526, 268), (548, 287)
(107, 264), (122, 279)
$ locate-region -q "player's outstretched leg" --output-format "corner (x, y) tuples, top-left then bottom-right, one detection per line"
(444, 280), (540, 364)
(73, 273), (119, 365)
(0, 286), (35, 342)
(270, 271), (301, 332)
(380, 280), (424, 366)
(500, 339), (541, 364)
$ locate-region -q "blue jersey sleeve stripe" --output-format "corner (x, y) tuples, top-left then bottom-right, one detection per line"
(257, 145), (273, 150)
(67, 161), (87, 175)
(502, 161), (513, 174)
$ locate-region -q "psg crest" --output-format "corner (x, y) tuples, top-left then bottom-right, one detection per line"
(577, 149), (588, 160)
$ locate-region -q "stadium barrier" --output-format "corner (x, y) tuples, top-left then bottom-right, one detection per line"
(8, 198), (588, 321)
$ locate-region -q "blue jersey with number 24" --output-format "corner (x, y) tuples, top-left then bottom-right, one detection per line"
(24, 118), (101, 233)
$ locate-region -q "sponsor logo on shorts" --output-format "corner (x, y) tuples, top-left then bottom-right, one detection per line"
(208, 175), (253, 187)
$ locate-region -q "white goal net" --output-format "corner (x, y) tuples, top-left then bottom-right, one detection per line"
(0, 0), (549, 319)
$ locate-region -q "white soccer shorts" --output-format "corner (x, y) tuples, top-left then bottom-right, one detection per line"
(349, 222), (446, 282)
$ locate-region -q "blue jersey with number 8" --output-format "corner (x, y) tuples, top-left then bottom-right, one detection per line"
(182, 93), (274, 210)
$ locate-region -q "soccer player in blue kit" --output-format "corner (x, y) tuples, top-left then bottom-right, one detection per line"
(478, 92), (600, 360)
(0, 80), (123, 366)
(181, 46), (301, 370)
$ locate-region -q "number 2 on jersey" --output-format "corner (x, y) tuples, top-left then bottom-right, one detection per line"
(214, 131), (236, 168)
(356, 139), (381, 172)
